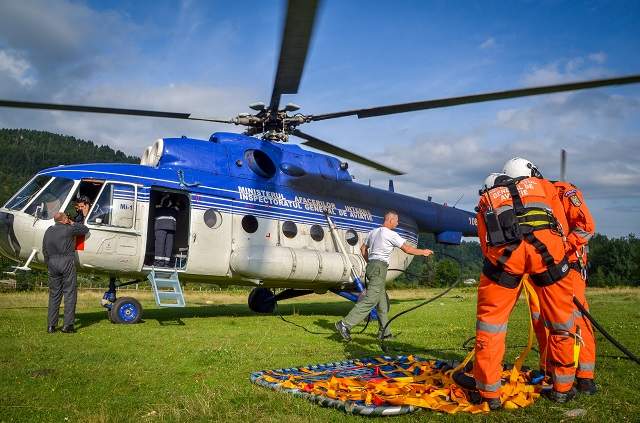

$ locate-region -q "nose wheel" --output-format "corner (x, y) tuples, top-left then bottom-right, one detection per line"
(108, 297), (143, 324)
(102, 277), (144, 324)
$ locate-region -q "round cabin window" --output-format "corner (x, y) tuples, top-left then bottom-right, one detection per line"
(203, 208), (222, 229)
(282, 221), (297, 238)
(245, 149), (276, 178)
(310, 224), (324, 242)
(345, 229), (359, 246)
(242, 215), (259, 233)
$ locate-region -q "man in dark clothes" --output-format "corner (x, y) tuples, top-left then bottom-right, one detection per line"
(154, 194), (179, 267)
(43, 212), (89, 333)
(73, 195), (91, 223)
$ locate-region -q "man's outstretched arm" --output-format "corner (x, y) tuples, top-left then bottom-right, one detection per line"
(401, 243), (433, 257)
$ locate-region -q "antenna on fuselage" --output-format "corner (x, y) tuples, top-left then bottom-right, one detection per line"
(453, 194), (464, 208)
(388, 180), (394, 192)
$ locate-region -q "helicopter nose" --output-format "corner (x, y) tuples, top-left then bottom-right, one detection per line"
(0, 211), (20, 259)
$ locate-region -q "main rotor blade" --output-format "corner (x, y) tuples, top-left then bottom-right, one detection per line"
(311, 74), (640, 121)
(292, 129), (404, 175)
(0, 99), (233, 123)
(269, 0), (321, 110)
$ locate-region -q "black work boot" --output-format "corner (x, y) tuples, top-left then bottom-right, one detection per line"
(542, 387), (577, 403)
(485, 397), (502, 410)
(60, 325), (75, 333)
(334, 321), (351, 342)
(471, 396), (502, 410)
(47, 326), (56, 333)
(577, 378), (597, 395)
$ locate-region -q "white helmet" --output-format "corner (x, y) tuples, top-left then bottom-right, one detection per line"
(483, 172), (505, 190)
(503, 157), (542, 178)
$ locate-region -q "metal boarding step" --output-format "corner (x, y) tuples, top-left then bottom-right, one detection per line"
(147, 269), (185, 307)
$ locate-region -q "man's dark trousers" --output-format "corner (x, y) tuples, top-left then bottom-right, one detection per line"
(47, 254), (77, 327)
(154, 229), (175, 265)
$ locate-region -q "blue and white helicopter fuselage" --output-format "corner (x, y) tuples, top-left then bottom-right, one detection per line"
(0, 132), (477, 310)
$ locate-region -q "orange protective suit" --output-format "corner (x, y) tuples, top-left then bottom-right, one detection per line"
(474, 176), (581, 398)
(531, 182), (596, 379)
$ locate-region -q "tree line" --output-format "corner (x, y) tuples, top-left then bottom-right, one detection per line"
(393, 233), (639, 288)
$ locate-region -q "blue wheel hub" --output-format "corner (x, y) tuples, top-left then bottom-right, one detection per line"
(118, 302), (139, 322)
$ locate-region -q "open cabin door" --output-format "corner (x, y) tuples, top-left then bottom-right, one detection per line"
(144, 188), (190, 269)
(80, 181), (141, 273)
(186, 193), (232, 277)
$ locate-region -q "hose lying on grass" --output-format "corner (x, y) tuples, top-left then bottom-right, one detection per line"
(573, 296), (640, 365)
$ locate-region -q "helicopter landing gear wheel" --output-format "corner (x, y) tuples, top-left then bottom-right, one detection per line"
(248, 287), (276, 313)
(110, 297), (143, 324)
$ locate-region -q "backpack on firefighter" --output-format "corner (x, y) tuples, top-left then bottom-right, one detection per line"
(479, 176), (570, 288)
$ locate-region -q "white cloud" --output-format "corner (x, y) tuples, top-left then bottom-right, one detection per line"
(588, 51), (607, 64)
(0, 0), (138, 98)
(479, 37), (496, 49)
(523, 53), (609, 86)
(0, 49), (35, 87)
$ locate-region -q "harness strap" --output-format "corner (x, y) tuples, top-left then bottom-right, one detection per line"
(482, 259), (522, 289)
(524, 233), (555, 267)
(506, 181), (525, 213)
(525, 233), (570, 286)
(496, 240), (521, 267)
(569, 262), (582, 272)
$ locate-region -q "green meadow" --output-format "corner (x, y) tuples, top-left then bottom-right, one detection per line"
(1, 287), (639, 422)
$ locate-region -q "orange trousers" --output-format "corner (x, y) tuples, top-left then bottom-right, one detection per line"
(474, 240), (580, 398)
(531, 269), (596, 379)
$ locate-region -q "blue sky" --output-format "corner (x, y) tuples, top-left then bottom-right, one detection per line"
(0, 0), (639, 236)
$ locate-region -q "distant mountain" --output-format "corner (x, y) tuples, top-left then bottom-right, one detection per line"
(0, 129), (138, 204)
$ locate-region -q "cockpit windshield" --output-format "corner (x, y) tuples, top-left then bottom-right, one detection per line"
(24, 177), (75, 220)
(3, 175), (52, 211)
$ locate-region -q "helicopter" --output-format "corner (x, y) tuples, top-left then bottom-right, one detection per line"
(0, 0), (639, 324)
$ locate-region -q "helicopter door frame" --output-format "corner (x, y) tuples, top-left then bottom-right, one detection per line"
(144, 187), (191, 270)
(79, 180), (142, 273)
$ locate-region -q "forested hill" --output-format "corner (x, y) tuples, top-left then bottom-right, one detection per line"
(0, 128), (138, 203)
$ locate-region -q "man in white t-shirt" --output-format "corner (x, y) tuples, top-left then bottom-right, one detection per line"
(335, 210), (433, 342)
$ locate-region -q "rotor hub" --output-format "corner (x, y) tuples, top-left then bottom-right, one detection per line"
(235, 105), (310, 142)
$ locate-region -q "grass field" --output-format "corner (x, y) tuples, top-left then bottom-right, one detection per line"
(1, 287), (639, 422)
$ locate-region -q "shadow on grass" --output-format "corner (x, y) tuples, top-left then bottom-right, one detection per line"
(75, 297), (422, 329)
(309, 318), (470, 362)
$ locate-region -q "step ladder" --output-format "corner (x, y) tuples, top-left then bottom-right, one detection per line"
(147, 269), (185, 307)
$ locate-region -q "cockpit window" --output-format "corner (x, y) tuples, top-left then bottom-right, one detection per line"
(3, 175), (52, 211)
(24, 177), (75, 220)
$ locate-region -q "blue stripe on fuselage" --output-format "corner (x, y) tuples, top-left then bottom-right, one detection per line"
(38, 160), (474, 239)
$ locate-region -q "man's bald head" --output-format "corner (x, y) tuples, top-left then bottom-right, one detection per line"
(54, 212), (68, 224)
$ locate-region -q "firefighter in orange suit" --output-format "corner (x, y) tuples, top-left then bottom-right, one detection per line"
(529, 180), (597, 394)
(473, 157), (581, 408)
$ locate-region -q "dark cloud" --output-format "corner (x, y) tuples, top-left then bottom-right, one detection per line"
(0, 0), (137, 98)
